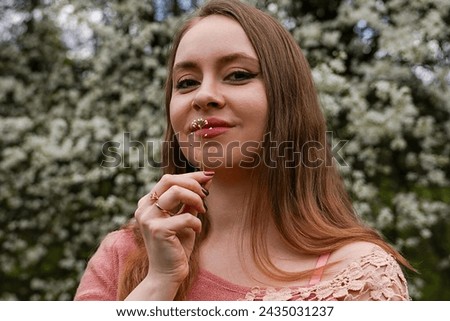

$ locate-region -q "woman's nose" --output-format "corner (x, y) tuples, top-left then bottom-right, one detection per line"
(191, 79), (225, 110)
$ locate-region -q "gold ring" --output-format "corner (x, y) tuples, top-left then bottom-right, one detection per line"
(155, 202), (175, 216)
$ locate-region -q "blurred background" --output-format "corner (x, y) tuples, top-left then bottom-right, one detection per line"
(0, 0), (449, 300)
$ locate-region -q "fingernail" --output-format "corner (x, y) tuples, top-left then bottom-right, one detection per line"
(204, 171), (215, 176)
(201, 187), (209, 196)
(203, 201), (208, 213)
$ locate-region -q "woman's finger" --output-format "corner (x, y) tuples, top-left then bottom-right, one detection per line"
(157, 185), (206, 215)
(135, 186), (206, 222)
(142, 171), (214, 207)
(142, 213), (202, 240)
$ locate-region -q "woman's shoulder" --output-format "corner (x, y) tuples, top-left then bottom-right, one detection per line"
(325, 241), (407, 286)
(74, 228), (138, 300)
(319, 242), (410, 300)
(79, 227), (139, 282)
(327, 241), (386, 270)
(243, 242), (410, 301)
(98, 228), (137, 251)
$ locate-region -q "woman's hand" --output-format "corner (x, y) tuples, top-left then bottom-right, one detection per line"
(127, 171), (213, 300)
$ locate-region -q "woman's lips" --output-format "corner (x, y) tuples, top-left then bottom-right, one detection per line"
(190, 117), (232, 138)
(194, 126), (230, 138)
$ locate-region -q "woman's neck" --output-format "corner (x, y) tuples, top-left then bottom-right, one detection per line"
(202, 168), (255, 235)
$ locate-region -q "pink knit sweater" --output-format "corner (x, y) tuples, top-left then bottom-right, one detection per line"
(74, 229), (409, 301)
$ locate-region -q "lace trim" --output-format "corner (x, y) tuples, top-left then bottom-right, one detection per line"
(241, 249), (410, 301)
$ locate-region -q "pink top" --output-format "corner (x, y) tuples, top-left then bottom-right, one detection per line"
(74, 229), (410, 301)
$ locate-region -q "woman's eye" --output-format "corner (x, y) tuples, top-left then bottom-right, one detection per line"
(227, 71), (258, 82)
(176, 79), (199, 90)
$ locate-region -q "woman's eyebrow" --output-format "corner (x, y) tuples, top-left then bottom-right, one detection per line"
(216, 52), (259, 67)
(173, 52), (259, 73)
(173, 60), (198, 74)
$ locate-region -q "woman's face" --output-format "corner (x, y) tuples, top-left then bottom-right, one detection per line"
(170, 15), (268, 170)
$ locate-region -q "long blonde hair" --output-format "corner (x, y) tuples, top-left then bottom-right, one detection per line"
(118, 0), (412, 300)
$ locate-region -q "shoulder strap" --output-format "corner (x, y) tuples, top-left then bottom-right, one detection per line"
(308, 253), (331, 286)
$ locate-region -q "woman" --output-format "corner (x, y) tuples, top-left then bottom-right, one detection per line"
(75, 0), (412, 301)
